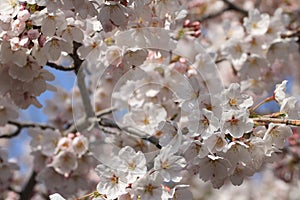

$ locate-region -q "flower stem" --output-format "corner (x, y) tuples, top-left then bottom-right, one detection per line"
(250, 96), (274, 112)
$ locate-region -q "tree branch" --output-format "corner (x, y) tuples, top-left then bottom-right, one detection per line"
(0, 121), (56, 139)
(77, 68), (95, 120)
(198, 0), (247, 22)
(46, 62), (76, 72)
(71, 41), (83, 75)
(99, 117), (162, 149)
(222, 0), (248, 16)
(65, 107), (116, 134)
(252, 117), (300, 126)
(20, 171), (37, 200)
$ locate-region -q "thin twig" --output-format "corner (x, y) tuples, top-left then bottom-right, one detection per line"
(46, 62), (76, 71)
(0, 121), (56, 139)
(250, 96), (274, 112)
(252, 117), (300, 126)
(96, 107), (116, 118)
(222, 0), (248, 16)
(98, 117), (161, 149)
(198, 0), (247, 22)
(198, 7), (231, 22)
(64, 107), (116, 134)
(281, 27), (300, 39)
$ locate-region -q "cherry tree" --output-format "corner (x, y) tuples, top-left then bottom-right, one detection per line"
(0, 0), (300, 199)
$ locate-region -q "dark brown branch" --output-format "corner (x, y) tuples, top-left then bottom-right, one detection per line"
(281, 27), (300, 39)
(20, 171), (37, 200)
(222, 0), (248, 16)
(0, 121), (56, 139)
(198, 7), (231, 22)
(71, 41), (83, 75)
(46, 62), (76, 71)
(198, 0), (247, 22)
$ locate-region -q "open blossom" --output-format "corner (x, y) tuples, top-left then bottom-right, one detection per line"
(280, 97), (299, 119)
(105, 45), (123, 66)
(118, 146), (147, 182)
(31, 8), (67, 37)
(0, 41), (27, 66)
(72, 135), (89, 158)
(229, 161), (255, 186)
(187, 108), (219, 139)
(133, 172), (163, 200)
(123, 102), (167, 135)
(40, 129), (61, 156)
(0, 0), (20, 17)
(274, 80), (288, 104)
(221, 83), (253, 110)
(17, 9), (30, 21)
(57, 19), (84, 43)
(263, 123), (293, 151)
(11, 19), (26, 35)
(154, 146), (186, 182)
(196, 154), (232, 189)
(50, 151), (78, 176)
(96, 164), (128, 199)
(43, 37), (73, 61)
(243, 9), (270, 36)
(57, 137), (73, 152)
(76, 33), (105, 61)
(98, 1), (129, 32)
(221, 110), (254, 138)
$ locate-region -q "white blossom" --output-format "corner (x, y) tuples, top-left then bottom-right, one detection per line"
(221, 83), (253, 110)
(197, 154), (232, 188)
(50, 150), (78, 176)
(263, 123), (293, 151)
(72, 135), (89, 158)
(133, 173), (163, 200)
(118, 146), (147, 183)
(221, 110), (253, 138)
(96, 164), (128, 199)
(274, 80), (288, 104)
(244, 9), (270, 36)
(154, 146), (186, 182)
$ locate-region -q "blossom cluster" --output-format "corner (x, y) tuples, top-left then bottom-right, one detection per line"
(28, 127), (98, 196)
(0, 0), (299, 200)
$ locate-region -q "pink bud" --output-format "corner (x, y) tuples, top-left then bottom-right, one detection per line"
(38, 34), (46, 47)
(68, 133), (75, 139)
(191, 21), (200, 28)
(192, 30), (201, 38)
(27, 29), (40, 40)
(183, 19), (190, 28)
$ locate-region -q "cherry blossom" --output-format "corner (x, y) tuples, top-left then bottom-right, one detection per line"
(132, 172), (163, 200)
(0, 0), (299, 199)
(154, 146), (186, 182)
(221, 109), (254, 138)
(95, 164), (128, 199)
(243, 9), (270, 36)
